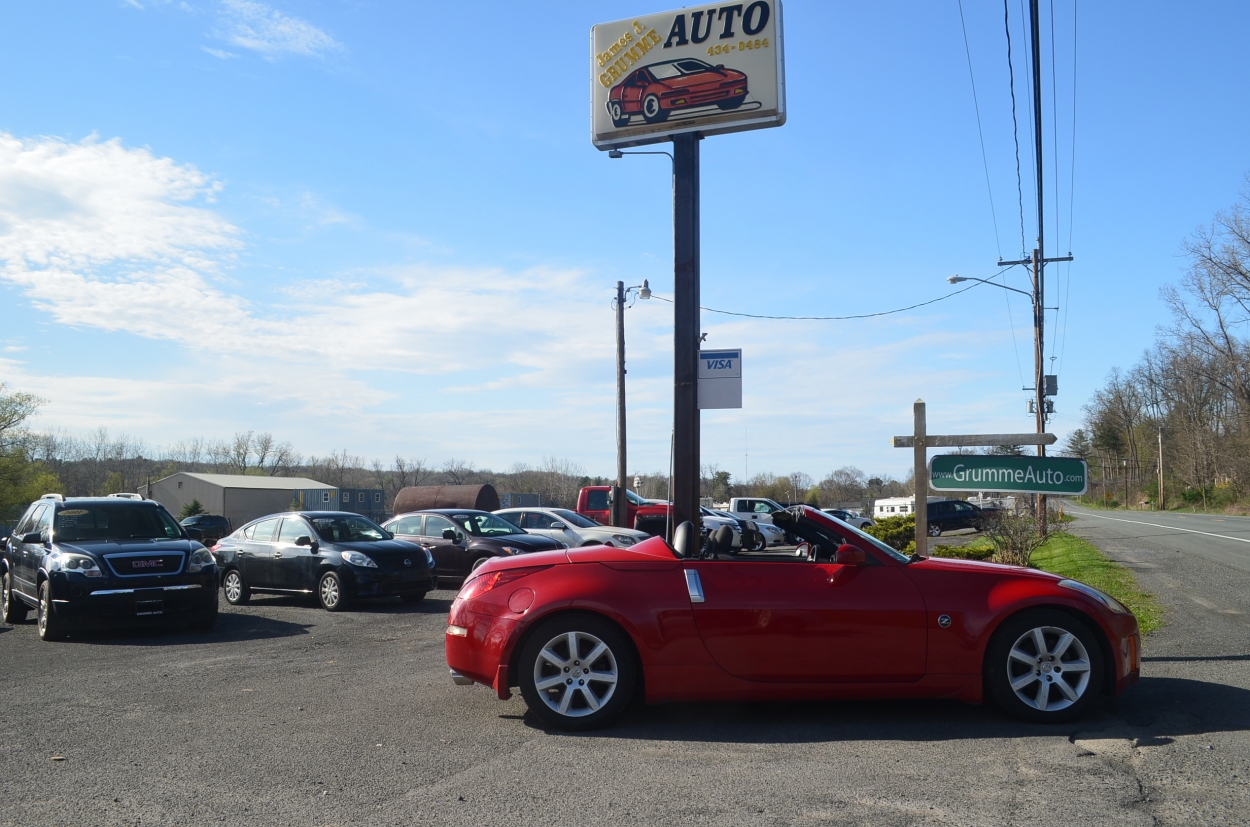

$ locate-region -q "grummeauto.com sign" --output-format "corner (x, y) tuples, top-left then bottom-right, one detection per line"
(929, 455), (1090, 496)
(591, 2), (786, 150)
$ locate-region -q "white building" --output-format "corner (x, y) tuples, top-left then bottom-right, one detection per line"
(141, 472), (337, 528)
(873, 496), (944, 519)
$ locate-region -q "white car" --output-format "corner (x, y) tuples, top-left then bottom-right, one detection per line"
(494, 507), (650, 548)
(708, 508), (787, 550)
(699, 507), (743, 548)
(822, 508), (876, 530)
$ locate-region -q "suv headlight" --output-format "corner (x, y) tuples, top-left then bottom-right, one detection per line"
(612, 534), (637, 546)
(188, 548), (216, 573)
(341, 550), (378, 568)
(1059, 580), (1131, 614)
(54, 553), (104, 578)
(500, 546), (523, 556)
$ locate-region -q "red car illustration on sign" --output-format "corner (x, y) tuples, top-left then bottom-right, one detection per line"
(607, 58), (748, 126)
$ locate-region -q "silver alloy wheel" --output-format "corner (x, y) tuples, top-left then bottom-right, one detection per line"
(532, 630), (619, 718)
(643, 95), (661, 118)
(223, 571), (242, 603)
(1, 572), (10, 617)
(37, 583), (49, 636)
(320, 574), (340, 608)
(1006, 625), (1092, 712)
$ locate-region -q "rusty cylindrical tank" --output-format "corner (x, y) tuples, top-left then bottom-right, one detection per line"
(392, 484), (500, 515)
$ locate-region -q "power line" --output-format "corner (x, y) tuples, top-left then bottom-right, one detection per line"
(958, 0), (1002, 257)
(1056, 0), (1078, 378)
(1004, 0), (1027, 257)
(646, 275), (1004, 321)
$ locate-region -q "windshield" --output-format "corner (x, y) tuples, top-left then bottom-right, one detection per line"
(309, 515), (390, 543)
(552, 509), (599, 528)
(817, 511), (910, 563)
(457, 513), (523, 537)
(54, 506), (183, 542)
(626, 490), (647, 505)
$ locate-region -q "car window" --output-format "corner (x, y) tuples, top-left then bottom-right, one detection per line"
(424, 515), (457, 538)
(277, 518), (309, 544)
(585, 490), (609, 511)
(495, 511), (523, 528)
(674, 59), (712, 74)
(308, 515), (389, 543)
(15, 505), (43, 537)
(552, 509), (599, 528)
(249, 518), (280, 542)
(391, 516), (424, 535)
(53, 505), (182, 541)
(523, 512), (554, 530)
(457, 513), (522, 537)
(650, 62), (682, 79)
(753, 502), (772, 514)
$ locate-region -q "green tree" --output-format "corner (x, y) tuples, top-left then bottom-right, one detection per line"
(0, 385), (60, 521)
(180, 499), (206, 519)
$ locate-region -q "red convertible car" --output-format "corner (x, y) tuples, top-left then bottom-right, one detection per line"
(607, 58), (748, 127)
(446, 506), (1140, 730)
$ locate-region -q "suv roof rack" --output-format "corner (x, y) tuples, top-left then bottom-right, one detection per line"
(107, 492), (144, 500)
(40, 493), (65, 501)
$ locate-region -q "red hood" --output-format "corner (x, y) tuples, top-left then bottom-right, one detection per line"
(911, 555), (1062, 581)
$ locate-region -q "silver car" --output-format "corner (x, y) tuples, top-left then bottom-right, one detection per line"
(494, 508), (650, 548)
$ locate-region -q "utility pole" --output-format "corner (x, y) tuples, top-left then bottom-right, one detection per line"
(995, 0), (1072, 537)
(1158, 429), (1165, 511)
(671, 133), (701, 535)
(614, 281), (628, 528)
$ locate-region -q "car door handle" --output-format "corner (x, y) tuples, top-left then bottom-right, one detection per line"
(273, 551), (283, 558)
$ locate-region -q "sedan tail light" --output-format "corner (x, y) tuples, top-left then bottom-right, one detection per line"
(457, 566), (551, 601)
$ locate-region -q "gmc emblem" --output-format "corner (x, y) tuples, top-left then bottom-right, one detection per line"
(132, 560), (163, 569)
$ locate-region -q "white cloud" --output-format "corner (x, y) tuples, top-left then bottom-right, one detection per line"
(203, 47), (239, 60)
(218, 0), (341, 59)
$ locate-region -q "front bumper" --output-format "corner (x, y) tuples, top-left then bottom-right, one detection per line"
(49, 571), (219, 628)
(344, 566), (437, 599)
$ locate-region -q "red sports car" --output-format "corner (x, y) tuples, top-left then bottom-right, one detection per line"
(607, 58), (748, 127)
(446, 506), (1140, 730)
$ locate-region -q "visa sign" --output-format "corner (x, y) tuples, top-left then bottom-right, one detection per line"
(699, 349), (741, 409)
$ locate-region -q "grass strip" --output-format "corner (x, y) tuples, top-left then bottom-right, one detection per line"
(1030, 532), (1165, 634)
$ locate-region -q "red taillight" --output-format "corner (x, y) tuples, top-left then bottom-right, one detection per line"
(210, 542), (222, 552)
(457, 566), (550, 601)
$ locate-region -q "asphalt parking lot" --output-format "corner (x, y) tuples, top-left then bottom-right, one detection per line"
(1, 512), (1249, 827)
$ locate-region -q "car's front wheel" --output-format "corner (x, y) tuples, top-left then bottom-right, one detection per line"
(222, 569), (250, 606)
(609, 100), (629, 127)
(928, 524), (943, 537)
(470, 556), (491, 573)
(986, 609), (1104, 723)
(37, 581), (65, 641)
(642, 94), (668, 124)
(518, 614), (637, 731)
(318, 571), (351, 612)
(2, 569), (29, 623)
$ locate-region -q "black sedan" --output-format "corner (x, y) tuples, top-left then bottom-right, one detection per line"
(381, 509), (565, 584)
(926, 499), (987, 537)
(213, 511), (436, 611)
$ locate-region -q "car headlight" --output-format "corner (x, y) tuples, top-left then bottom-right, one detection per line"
(188, 548), (216, 573)
(612, 534), (636, 546)
(425, 549), (435, 569)
(53, 553), (104, 578)
(340, 550), (378, 568)
(1059, 580), (1131, 614)
(500, 546), (523, 556)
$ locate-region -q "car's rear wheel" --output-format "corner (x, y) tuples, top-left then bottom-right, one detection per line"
(609, 100), (629, 127)
(2, 570), (29, 623)
(642, 94), (667, 124)
(748, 533), (767, 552)
(222, 569), (250, 605)
(717, 95), (746, 110)
(318, 571), (351, 612)
(37, 581), (65, 641)
(986, 609), (1104, 723)
(470, 556), (490, 573)
(928, 524), (942, 537)
(518, 614), (636, 731)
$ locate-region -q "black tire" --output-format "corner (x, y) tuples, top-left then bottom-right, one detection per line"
(399, 592), (427, 605)
(222, 569), (250, 606)
(37, 581), (65, 641)
(642, 94), (668, 124)
(518, 613), (637, 731)
(2, 569), (29, 623)
(318, 571), (351, 612)
(470, 556), (490, 573)
(608, 100), (629, 127)
(985, 608), (1105, 723)
(717, 95), (746, 110)
(928, 524), (942, 537)
(748, 533), (767, 553)
(188, 597), (219, 631)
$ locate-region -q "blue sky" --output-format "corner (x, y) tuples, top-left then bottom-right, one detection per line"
(1, 1), (1247, 483)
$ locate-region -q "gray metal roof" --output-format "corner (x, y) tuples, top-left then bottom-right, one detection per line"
(170, 472), (335, 490)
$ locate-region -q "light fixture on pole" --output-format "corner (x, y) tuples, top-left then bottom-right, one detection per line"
(614, 279), (651, 529)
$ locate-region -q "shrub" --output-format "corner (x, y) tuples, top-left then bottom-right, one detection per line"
(929, 542), (994, 561)
(864, 514), (915, 552)
(179, 499), (205, 519)
(982, 511), (1048, 567)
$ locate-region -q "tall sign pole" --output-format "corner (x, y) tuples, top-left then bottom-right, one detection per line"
(671, 134), (701, 531)
(614, 281), (629, 528)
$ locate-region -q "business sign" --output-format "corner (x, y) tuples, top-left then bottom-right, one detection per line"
(698, 349), (741, 409)
(929, 455), (1089, 496)
(591, 2), (786, 150)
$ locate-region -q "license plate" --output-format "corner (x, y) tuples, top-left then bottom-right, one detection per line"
(135, 599), (164, 616)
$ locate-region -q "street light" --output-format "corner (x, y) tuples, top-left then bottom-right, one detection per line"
(948, 274), (1033, 300)
(614, 279), (651, 528)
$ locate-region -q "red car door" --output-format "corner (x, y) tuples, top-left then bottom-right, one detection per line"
(685, 559), (928, 683)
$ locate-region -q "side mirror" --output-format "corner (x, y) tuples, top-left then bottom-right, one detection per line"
(549, 522), (566, 531)
(836, 544), (867, 566)
(295, 535), (313, 547)
(21, 532), (44, 544)
(185, 527), (204, 541)
(442, 529), (457, 541)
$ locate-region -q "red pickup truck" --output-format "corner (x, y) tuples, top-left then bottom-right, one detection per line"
(576, 486), (672, 536)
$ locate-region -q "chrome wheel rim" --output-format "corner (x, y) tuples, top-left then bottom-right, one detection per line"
(38, 585), (49, 636)
(1, 572), (10, 617)
(1007, 625), (1092, 712)
(320, 575), (339, 608)
(223, 572), (241, 602)
(644, 96), (660, 117)
(532, 630), (619, 718)
(611, 102), (622, 119)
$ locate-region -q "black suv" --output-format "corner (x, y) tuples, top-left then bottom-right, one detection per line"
(180, 514), (232, 546)
(1, 494), (218, 640)
(926, 499), (986, 537)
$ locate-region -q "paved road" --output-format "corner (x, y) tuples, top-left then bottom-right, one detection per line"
(0, 513), (1248, 827)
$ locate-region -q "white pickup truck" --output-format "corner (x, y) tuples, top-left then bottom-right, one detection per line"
(728, 497), (789, 525)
